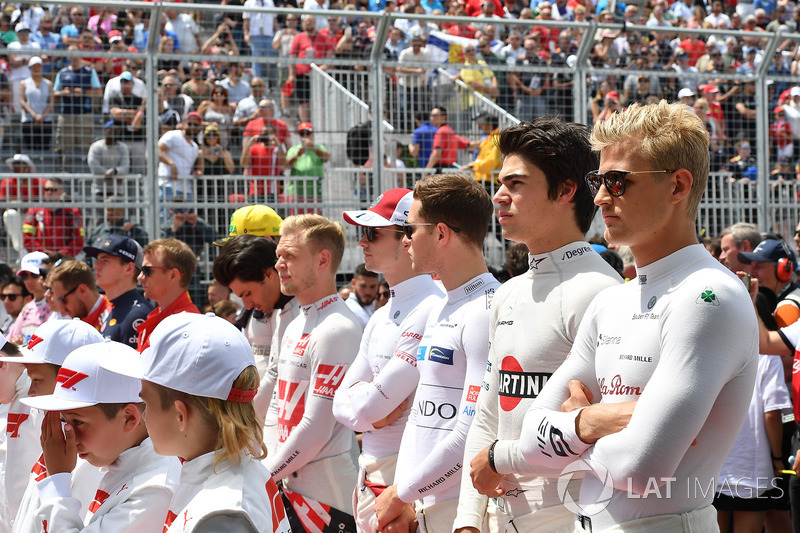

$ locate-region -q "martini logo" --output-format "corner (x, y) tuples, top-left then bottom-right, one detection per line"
(498, 356), (551, 411)
(697, 287), (720, 306)
(56, 368), (90, 390)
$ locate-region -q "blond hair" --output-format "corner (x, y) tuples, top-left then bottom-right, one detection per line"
(143, 238), (197, 289)
(590, 101), (709, 219)
(153, 366), (266, 469)
(281, 214), (346, 272)
(48, 260), (97, 291)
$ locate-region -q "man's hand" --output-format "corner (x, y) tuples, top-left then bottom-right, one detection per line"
(469, 446), (504, 497)
(375, 485), (411, 531)
(562, 379), (593, 412)
(382, 505), (417, 533)
(41, 411), (77, 476)
(373, 399), (407, 429)
(575, 401), (637, 445)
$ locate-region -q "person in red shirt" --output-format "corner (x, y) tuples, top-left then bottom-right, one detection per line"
(135, 238), (200, 352)
(22, 177), (84, 257)
(241, 123), (286, 202)
(287, 14), (333, 123)
(426, 106), (475, 172)
(770, 106), (794, 160)
(46, 260), (110, 330)
(0, 153), (44, 202)
(242, 98), (289, 150)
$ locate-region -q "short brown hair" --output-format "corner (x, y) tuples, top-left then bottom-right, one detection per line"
(281, 214), (346, 272)
(95, 402), (145, 421)
(48, 260), (97, 292)
(143, 238), (196, 289)
(413, 173), (493, 248)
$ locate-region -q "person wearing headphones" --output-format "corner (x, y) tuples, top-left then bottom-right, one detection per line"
(739, 237), (800, 328)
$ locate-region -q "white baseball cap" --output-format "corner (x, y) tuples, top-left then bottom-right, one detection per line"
(342, 188), (413, 227)
(0, 319), (104, 366)
(19, 251), (49, 275)
(21, 341), (141, 411)
(791, 86), (800, 97)
(100, 313), (257, 402)
(677, 88), (696, 99)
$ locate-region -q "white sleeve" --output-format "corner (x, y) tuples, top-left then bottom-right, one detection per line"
(254, 349), (278, 423)
(334, 316), (423, 429)
(761, 355), (791, 413)
(454, 310), (497, 530)
(265, 332), (360, 480)
(333, 321), (379, 432)
(396, 308), (489, 503)
(779, 321), (800, 351)
(37, 474), (173, 533)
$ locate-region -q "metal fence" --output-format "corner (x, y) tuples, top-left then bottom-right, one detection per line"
(0, 1), (798, 293)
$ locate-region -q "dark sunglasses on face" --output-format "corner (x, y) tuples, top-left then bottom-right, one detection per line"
(18, 272), (39, 280)
(377, 291), (391, 299)
(57, 284), (80, 304)
(585, 169), (672, 197)
(360, 226), (404, 242)
(141, 265), (170, 277)
(0, 293), (21, 301)
(402, 222), (461, 239)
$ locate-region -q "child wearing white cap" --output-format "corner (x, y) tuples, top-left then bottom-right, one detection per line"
(20, 341), (180, 532)
(4, 319), (105, 533)
(101, 312), (292, 533)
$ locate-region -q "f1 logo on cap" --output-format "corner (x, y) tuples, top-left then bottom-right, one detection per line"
(56, 368), (89, 390)
(27, 334), (45, 349)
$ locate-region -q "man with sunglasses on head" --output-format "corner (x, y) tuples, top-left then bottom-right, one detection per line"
(45, 260), (110, 330)
(7, 251), (49, 346)
(333, 189), (443, 533)
(83, 235), (152, 348)
(375, 174), (500, 533)
(489, 102), (758, 531)
(458, 118), (621, 533)
(135, 238), (200, 352)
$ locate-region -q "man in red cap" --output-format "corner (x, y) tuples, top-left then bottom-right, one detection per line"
(286, 122), (329, 213)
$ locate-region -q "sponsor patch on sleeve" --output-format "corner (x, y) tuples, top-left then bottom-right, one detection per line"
(428, 346), (454, 365)
(312, 364), (347, 398)
(466, 384), (481, 403)
(396, 350), (417, 367)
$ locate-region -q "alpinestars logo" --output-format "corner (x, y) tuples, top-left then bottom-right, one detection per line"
(529, 256), (546, 270)
(56, 368), (90, 390)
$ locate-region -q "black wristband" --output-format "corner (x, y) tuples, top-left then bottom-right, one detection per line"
(488, 440), (499, 474)
(773, 454), (783, 462)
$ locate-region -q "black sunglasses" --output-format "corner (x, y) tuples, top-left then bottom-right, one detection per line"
(57, 284), (81, 304)
(141, 265), (170, 277)
(402, 222), (461, 239)
(584, 169), (672, 197)
(18, 272), (40, 280)
(360, 226), (404, 242)
(0, 294), (21, 301)
(377, 290), (391, 299)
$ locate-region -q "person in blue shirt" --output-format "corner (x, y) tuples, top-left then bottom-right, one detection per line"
(409, 111), (437, 167)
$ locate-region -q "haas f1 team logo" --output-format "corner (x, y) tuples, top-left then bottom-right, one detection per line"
(313, 364), (347, 398)
(498, 356), (551, 411)
(277, 379), (308, 442)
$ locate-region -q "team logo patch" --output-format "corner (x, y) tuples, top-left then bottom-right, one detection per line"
(313, 364), (347, 398)
(27, 334), (44, 349)
(466, 385), (480, 403)
(293, 334), (311, 356)
(428, 346), (454, 365)
(6, 413), (29, 438)
(647, 296), (657, 309)
(696, 287), (719, 306)
(56, 368), (89, 390)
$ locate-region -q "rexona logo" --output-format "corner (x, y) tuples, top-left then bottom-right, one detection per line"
(56, 368), (90, 390)
(313, 364), (347, 398)
(498, 356), (551, 411)
(428, 346), (455, 365)
(558, 458), (614, 516)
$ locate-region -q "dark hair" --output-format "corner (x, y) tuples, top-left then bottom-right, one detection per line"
(213, 235), (278, 287)
(497, 117), (599, 233)
(354, 263), (378, 279)
(95, 402), (145, 421)
(414, 173), (493, 248)
(4, 276), (30, 298)
(433, 106), (447, 116)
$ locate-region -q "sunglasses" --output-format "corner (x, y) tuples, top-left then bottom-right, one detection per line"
(18, 272), (40, 280)
(251, 83), (264, 88)
(360, 226), (404, 242)
(141, 265), (170, 277)
(57, 284), (80, 304)
(0, 294), (21, 301)
(299, 130), (312, 136)
(585, 169), (672, 197)
(44, 187), (60, 192)
(377, 291), (391, 299)
(402, 222), (461, 239)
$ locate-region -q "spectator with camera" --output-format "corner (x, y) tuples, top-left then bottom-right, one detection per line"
(242, 123), (286, 203)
